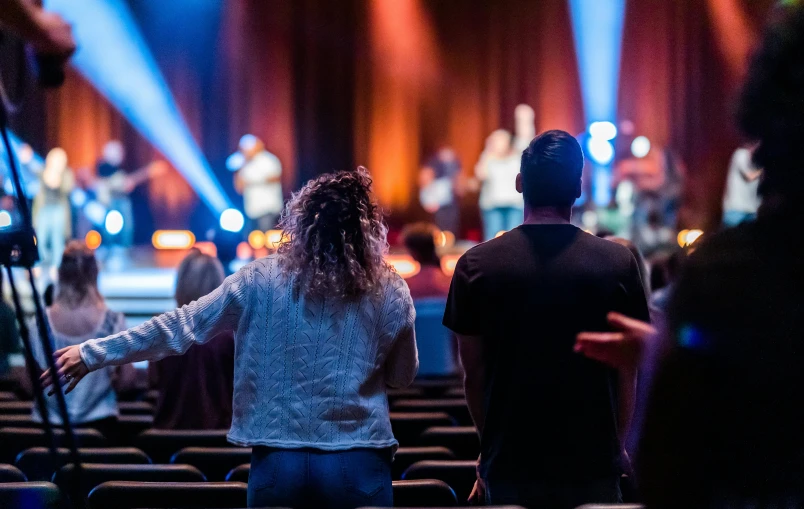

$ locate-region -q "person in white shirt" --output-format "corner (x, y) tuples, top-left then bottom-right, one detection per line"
(230, 135), (283, 231)
(722, 144), (762, 227)
(513, 104), (536, 155)
(475, 129), (524, 240)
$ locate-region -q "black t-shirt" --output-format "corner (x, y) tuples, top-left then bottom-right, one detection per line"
(443, 224), (649, 481)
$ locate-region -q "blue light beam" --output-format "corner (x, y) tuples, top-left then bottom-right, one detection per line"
(45, 0), (231, 215)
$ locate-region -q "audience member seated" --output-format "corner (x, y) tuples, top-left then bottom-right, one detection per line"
(43, 169), (418, 509)
(149, 250), (234, 430)
(0, 275), (20, 379)
(29, 241), (127, 441)
(401, 222), (452, 299)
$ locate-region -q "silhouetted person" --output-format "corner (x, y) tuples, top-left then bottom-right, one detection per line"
(401, 223), (451, 299)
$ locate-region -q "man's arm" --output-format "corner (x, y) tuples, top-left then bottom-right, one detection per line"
(0, 0), (75, 59)
(457, 334), (486, 435)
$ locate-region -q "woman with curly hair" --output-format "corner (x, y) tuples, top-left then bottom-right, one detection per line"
(42, 168), (418, 508)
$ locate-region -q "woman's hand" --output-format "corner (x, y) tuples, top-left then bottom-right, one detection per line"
(40, 345), (89, 395)
(574, 312), (656, 370)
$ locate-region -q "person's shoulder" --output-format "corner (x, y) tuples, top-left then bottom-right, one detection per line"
(581, 231), (636, 260)
(684, 223), (755, 271)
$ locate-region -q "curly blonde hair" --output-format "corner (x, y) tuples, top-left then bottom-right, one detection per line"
(277, 167), (391, 299)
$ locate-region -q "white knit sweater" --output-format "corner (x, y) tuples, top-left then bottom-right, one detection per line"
(79, 255), (419, 451)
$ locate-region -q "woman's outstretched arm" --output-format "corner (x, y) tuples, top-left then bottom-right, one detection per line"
(42, 264), (252, 393)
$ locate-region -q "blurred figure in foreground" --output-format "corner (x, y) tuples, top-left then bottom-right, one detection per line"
(577, 6), (804, 508)
(401, 223), (451, 299)
(29, 241), (126, 440)
(722, 143), (762, 228)
(150, 250), (234, 430)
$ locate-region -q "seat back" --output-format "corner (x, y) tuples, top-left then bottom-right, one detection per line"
(53, 463), (206, 507)
(392, 399), (472, 426)
(224, 463), (249, 483)
(0, 463), (26, 482)
(390, 412), (456, 446)
(402, 460), (477, 503)
(418, 426), (479, 459)
(170, 447), (251, 481)
(135, 429), (229, 463)
(0, 392), (18, 402)
(393, 447), (455, 480)
(413, 298), (458, 377)
(0, 401), (33, 414)
(86, 481), (248, 509)
(16, 447), (151, 482)
(392, 479), (458, 507)
(0, 427), (107, 464)
(0, 482), (61, 509)
(575, 505), (645, 509)
(117, 416), (154, 446)
(117, 402), (154, 416)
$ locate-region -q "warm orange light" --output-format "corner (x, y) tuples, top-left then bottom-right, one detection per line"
(386, 254), (421, 279)
(441, 254), (460, 277)
(265, 229), (286, 249)
(248, 230), (266, 250)
(194, 241), (217, 257)
(677, 229), (704, 248)
(236, 242), (253, 260)
(495, 230), (507, 238)
(85, 230), (102, 250)
(152, 230), (195, 250)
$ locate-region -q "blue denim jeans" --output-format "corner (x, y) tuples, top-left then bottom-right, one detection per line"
(247, 447), (393, 509)
(482, 207), (522, 241)
(485, 476), (621, 509)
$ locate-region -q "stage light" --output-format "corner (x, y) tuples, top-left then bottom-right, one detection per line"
(85, 230), (102, 250)
(587, 137), (615, 165)
(495, 230), (507, 238)
(678, 229), (703, 248)
(440, 254), (460, 277)
(631, 136), (651, 158)
(0, 210), (11, 228)
(248, 230), (266, 249)
(265, 229), (285, 249)
(589, 121), (617, 141)
(385, 254), (420, 279)
(152, 230), (196, 250)
(46, 0), (232, 215)
(70, 188), (87, 208)
(219, 209), (244, 233)
(226, 152), (245, 172)
(84, 201), (107, 226)
(105, 210), (124, 235)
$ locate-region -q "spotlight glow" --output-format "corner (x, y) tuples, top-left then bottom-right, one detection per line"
(587, 138), (615, 165)
(631, 136), (651, 158)
(45, 0), (232, 215)
(152, 230), (196, 249)
(85, 230), (102, 250)
(0, 210), (11, 228)
(248, 230), (266, 249)
(70, 188), (88, 207)
(589, 121), (617, 141)
(385, 254), (420, 279)
(105, 210), (124, 235)
(84, 201), (108, 226)
(220, 209), (245, 233)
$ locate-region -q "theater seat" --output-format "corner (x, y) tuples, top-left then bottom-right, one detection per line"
(16, 447), (151, 482)
(393, 447), (455, 480)
(0, 392), (18, 402)
(0, 401), (33, 414)
(0, 427), (107, 464)
(170, 447), (252, 481)
(224, 463), (249, 483)
(418, 426), (479, 459)
(0, 482), (61, 509)
(117, 415), (154, 445)
(0, 463), (26, 482)
(135, 429), (230, 463)
(53, 463), (206, 507)
(387, 387), (426, 402)
(392, 479), (458, 507)
(392, 399), (472, 426)
(575, 505), (645, 509)
(86, 481), (248, 509)
(402, 460), (477, 503)
(410, 378), (462, 398)
(390, 412), (456, 446)
(117, 402), (154, 416)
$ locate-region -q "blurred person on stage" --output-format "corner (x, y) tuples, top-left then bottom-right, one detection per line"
(229, 134), (283, 231)
(513, 104), (536, 154)
(577, 6), (804, 507)
(29, 241), (127, 441)
(149, 250), (234, 430)
(722, 143), (762, 228)
(401, 222), (451, 299)
(43, 168), (417, 508)
(475, 129), (524, 240)
(419, 147), (461, 234)
(447, 130), (649, 508)
(95, 141), (165, 248)
(34, 147), (73, 271)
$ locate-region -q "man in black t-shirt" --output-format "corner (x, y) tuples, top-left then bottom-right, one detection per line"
(443, 130), (649, 508)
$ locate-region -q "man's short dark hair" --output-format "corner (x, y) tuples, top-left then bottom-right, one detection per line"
(520, 130), (583, 208)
